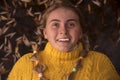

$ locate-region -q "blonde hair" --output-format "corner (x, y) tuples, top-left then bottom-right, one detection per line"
(40, 0), (85, 32)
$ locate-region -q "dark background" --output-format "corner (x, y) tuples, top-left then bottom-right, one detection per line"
(0, 0), (120, 80)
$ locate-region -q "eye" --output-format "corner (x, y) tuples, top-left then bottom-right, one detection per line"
(51, 22), (59, 28)
(67, 22), (75, 28)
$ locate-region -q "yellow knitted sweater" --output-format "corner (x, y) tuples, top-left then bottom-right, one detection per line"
(7, 42), (120, 80)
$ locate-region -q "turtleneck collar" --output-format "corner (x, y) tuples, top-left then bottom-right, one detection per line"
(43, 42), (83, 60)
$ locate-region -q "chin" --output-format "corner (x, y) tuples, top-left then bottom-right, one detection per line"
(57, 48), (71, 52)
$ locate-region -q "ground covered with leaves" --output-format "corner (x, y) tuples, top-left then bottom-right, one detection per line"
(0, 0), (120, 80)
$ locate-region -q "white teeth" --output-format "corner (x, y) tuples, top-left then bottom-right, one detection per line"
(58, 38), (70, 41)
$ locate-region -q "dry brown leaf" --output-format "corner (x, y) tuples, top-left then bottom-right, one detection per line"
(0, 44), (4, 49)
(21, 0), (31, 3)
(0, 16), (8, 21)
(0, 11), (8, 15)
(12, 0), (16, 8)
(0, 65), (6, 74)
(4, 40), (12, 57)
(1, 58), (9, 61)
(2, 26), (10, 34)
(15, 46), (19, 54)
(93, 45), (99, 50)
(6, 13), (12, 21)
(34, 12), (41, 15)
(0, 28), (2, 36)
(34, 12), (41, 21)
(49, 0), (54, 6)
(37, 37), (42, 45)
(13, 9), (16, 15)
(5, 32), (16, 38)
(92, 0), (101, 7)
(31, 41), (38, 51)
(44, 3), (49, 8)
(27, 7), (34, 17)
(34, 16), (40, 25)
(38, 14), (42, 21)
(103, 0), (107, 4)
(16, 36), (23, 45)
(88, 4), (91, 13)
(75, 0), (83, 7)
(117, 17), (120, 25)
(23, 35), (31, 46)
(12, 21), (17, 27)
(3, 0), (10, 11)
(6, 18), (15, 25)
(18, 1), (22, 6)
(4, 37), (7, 45)
(16, 36), (23, 41)
(117, 37), (120, 43)
(15, 46), (21, 59)
(15, 52), (21, 59)
(37, 0), (48, 5)
(12, 54), (17, 63)
(35, 27), (42, 35)
(116, 29), (120, 44)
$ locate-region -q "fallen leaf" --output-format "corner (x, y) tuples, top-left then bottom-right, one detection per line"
(92, 0), (101, 7)
(2, 26), (10, 34)
(6, 18), (15, 25)
(21, 0), (31, 3)
(23, 35), (31, 46)
(5, 32), (16, 38)
(0, 15), (8, 21)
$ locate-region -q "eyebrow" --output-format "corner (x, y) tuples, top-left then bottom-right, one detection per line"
(49, 19), (60, 23)
(67, 19), (78, 22)
(49, 18), (78, 23)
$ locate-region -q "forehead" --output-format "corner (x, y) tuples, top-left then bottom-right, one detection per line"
(47, 8), (79, 20)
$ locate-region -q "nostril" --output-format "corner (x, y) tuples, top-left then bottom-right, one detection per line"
(60, 31), (67, 34)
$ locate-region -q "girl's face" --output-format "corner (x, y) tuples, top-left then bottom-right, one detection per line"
(43, 8), (82, 52)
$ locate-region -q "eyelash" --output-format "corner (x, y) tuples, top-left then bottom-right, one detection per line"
(52, 23), (59, 28)
(51, 22), (76, 28)
(67, 23), (75, 27)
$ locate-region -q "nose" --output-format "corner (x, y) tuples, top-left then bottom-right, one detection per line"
(59, 25), (68, 35)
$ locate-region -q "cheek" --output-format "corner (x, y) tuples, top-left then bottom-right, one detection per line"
(76, 27), (82, 39)
(73, 29), (82, 40)
(78, 31), (83, 39)
(43, 29), (56, 40)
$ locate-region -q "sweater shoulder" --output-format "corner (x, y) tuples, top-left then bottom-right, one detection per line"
(19, 51), (44, 62)
(19, 53), (34, 61)
(88, 50), (109, 59)
(22, 52), (34, 58)
(87, 50), (116, 69)
(86, 50), (113, 65)
(12, 53), (34, 66)
(86, 51), (120, 80)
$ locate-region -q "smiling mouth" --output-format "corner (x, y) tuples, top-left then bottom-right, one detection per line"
(57, 38), (70, 42)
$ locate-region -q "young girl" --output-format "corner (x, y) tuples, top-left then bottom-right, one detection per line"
(7, 0), (120, 80)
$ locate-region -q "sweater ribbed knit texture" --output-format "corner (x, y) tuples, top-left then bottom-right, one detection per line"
(7, 42), (120, 80)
